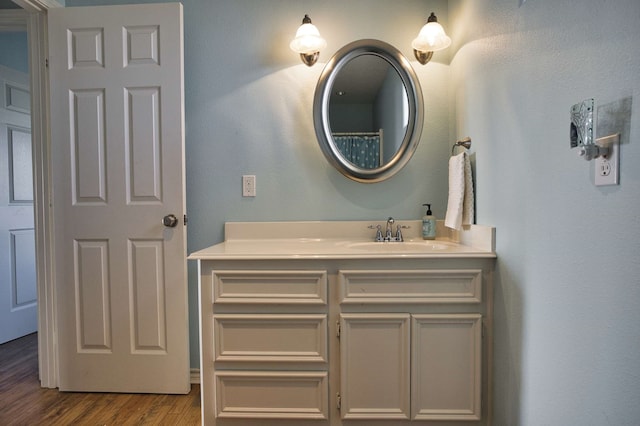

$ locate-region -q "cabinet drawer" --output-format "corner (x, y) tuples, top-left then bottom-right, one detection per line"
(339, 269), (482, 304)
(214, 371), (328, 419)
(213, 314), (327, 363)
(212, 270), (327, 305)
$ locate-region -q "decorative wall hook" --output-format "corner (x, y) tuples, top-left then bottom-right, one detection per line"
(570, 99), (618, 161)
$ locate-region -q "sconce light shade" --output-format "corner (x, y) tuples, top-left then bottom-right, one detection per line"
(411, 12), (451, 65)
(290, 14), (327, 66)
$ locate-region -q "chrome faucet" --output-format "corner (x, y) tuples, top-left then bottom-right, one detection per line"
(384, 217), (395, 241)
(370, 218), (405, 242)
(384, 217), (404, 242)
(385, 217), (395, 240)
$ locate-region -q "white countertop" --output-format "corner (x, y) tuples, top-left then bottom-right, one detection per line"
(188, 221), (496, 261)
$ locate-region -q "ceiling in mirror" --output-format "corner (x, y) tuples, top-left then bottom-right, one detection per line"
(331, 55), (390, 104)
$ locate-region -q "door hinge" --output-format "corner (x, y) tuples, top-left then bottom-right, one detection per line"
(336, 320), (341, 338)
(336, 392), (341, 410)
(45, 58), (49, 68)
(183, 214), (188, 225)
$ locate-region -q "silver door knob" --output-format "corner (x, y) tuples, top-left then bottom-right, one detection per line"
(162, 214), (178, 228)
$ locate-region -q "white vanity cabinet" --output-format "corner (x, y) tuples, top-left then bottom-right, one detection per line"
(338, 269), (484, 422)
(190, 221), (496, 426)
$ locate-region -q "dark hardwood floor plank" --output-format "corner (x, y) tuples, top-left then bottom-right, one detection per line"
(0, 333), (200, 425)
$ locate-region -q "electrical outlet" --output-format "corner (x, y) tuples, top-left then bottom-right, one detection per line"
(594, 135), (619, 186)
(242, 175), (256, 197)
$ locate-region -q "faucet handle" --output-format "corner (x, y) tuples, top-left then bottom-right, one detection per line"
(375, 225), (384, 242)
(396, 225), (403, 242)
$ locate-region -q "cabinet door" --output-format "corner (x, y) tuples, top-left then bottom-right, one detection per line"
(412, 314), (482, 421)
(340, 313), (410, 419)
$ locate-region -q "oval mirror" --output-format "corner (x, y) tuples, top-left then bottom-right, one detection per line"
(314, 39), (423, 183)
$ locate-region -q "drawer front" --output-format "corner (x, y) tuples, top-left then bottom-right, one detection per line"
(339, 269), (482, 304)
(213, 314), (327, 363)
(212, 270), (327, 305)
(214, 371), (328, 419)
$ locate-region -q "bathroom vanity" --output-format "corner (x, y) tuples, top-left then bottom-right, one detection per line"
(190, 221), (496, 426)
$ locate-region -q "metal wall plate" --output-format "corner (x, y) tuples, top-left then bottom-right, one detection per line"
(570, 99), (593, 148)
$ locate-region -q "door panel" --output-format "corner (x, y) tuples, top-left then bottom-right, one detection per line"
(70, 89), (106, 203)
(74, 239), (110, 352)
(129, 239), (167, 353)
(48, 3), (188, 393)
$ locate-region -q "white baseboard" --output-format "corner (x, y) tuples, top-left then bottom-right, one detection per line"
(190, 368), (200, 384)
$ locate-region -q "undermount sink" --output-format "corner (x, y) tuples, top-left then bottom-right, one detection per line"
(339, 241), (452, 251)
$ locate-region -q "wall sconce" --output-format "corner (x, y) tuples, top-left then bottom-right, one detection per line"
(411, 12), (451, 65)
(290, 14), (327, 66)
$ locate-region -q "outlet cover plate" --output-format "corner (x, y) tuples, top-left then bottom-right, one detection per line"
(242, 175), (256, 197)
(594, 135), (619, 186)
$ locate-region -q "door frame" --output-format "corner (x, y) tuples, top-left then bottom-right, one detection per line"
(1, 0), (60, 388)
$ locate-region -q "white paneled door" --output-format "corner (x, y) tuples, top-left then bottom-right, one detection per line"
(48, 3), (189, 393)
(0, 65), (37, 345)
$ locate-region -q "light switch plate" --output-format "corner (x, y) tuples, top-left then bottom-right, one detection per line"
(594, 134), (619, 186)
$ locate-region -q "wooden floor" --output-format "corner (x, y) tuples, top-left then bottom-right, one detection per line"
(0, 333), (201, 425)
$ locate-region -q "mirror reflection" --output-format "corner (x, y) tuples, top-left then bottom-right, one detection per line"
(313, 39), (423, 183)
(329, 55), (409, 169)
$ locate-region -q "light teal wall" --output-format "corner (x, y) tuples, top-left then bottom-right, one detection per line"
(0, 32), (28, 73)
(64, 1), (640, 423)
(66, 0), (452, 368)
(449, 0), (640, 424)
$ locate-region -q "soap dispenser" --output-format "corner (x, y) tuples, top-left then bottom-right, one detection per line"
(422, 203), (436, 240)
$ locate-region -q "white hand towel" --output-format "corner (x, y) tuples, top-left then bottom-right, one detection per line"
(445, 152), (475, 230)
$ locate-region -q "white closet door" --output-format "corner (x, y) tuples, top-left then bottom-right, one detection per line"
(0, 64), (36, 345)
(48, 3), (188, 393)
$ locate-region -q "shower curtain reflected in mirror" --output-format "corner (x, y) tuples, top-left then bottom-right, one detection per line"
(333, 133), (381, 169)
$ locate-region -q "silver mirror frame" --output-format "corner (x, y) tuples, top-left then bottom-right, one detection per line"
(313, 39), (424, 183)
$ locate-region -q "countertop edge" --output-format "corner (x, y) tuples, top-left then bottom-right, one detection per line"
(188, 221), (497, 261)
